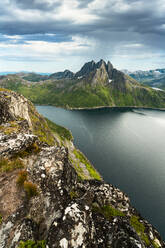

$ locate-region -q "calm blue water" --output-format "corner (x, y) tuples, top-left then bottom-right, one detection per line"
(36, 106), (165, 239)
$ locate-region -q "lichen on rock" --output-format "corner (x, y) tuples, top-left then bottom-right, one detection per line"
(0, 89), (164, 248)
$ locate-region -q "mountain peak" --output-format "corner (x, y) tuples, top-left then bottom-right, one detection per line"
(75, 59), (111, 78)
(75, 60), (97, 78)
(96, 59), (106, 68)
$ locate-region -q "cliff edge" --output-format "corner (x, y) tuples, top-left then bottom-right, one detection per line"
(0, 89), (164, 248)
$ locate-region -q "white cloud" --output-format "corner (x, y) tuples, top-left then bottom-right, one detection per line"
(54, 0), (99, 24)
(22, 36), (93, 55)
(88, 0), (109, 10)
(123, 43), (144, 48)
(3, 35), (22, 39)
(0, 35), (94, 59)
(0, 0), (165, 71)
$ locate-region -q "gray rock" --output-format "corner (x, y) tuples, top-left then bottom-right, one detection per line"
(0, 89), (164, 248)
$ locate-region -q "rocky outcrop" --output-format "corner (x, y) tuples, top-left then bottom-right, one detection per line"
(0, 89), (56, 146)
(0, 89), (32, 127)
(0, 89), (164, 247)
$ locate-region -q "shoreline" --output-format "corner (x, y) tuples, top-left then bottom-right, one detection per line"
(36, 104), (165, 111)
(69, 106), (165, 111)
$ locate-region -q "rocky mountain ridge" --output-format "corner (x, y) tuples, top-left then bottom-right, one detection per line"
(0, 60), (165, 109)
(1, 63), (165, 89)
(0, 89), (164, 247)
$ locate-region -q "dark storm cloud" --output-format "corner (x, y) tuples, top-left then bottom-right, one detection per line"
(0, 19), (72, 36)
(0, 33), (72, 45)
(0, 0), (165, 66)
(77, 0), (94, 8)
(23, 34), (72, 43)
(0, 0), (165, 38)
(11, 0), (61, 10)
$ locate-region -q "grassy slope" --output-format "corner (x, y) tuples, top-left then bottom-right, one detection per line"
(1, 76), (165, 108)
(45, 117), (73, 141)
(45, 117), (101, 181)
(110, 86), (165, 108)
(28, 101), (56, 146)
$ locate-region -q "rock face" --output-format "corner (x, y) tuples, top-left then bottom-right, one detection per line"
(0, 89), (32, 127)
(74, 59), (135, 87)
(0, 89), (164, 248)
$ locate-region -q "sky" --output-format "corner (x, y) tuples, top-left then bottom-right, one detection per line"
(0, 0), (165, 72)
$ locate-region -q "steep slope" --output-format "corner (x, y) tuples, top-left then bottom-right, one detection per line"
(0, 60), (165, 109)
(0, 89), (164, 247)
(0, 88), (100, 180)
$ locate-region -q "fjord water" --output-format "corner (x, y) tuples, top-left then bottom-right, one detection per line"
(36, 106), (165, 239)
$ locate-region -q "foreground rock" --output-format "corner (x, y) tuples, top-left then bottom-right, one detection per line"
(0, 89), (164, 247)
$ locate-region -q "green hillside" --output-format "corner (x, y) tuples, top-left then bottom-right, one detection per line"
(0, 60), (165, 109)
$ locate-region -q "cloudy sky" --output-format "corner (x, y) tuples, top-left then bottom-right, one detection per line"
(0, 0), (165, 72)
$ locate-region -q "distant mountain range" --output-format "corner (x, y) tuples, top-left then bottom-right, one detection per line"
(0, 71), (51, 76)
(50, 70), (74, 80)
(0, 60), (165, 109)
(123, 69), (165, 90)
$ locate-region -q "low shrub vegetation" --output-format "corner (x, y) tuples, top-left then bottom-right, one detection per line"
(18, 240), (46, 248)
(23, 181), (38, 199)
(92, 204), (125, 219)
(73, 149), (101, 180)
(14, 142), (40, 159)
(0, 121), (20, 135)
(0, 214), (2, 224)
(0, 158), (24, 173)
(69, 190), (78, 199)
(130, 215), (150, 246)
(16, 170), (28, 187)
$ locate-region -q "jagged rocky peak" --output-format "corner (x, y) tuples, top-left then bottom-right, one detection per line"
(50, 59), (114, 80)
(0, 88), (164, 247)
(75, 60), (97, 78)
(107, 61), (114, 78)
(96, 59), (106, 67)
(96, 59), (114, 79)
(50, 59), (129, 87)
(75, 59), (121, 87)
(75, 59), (117, 80)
